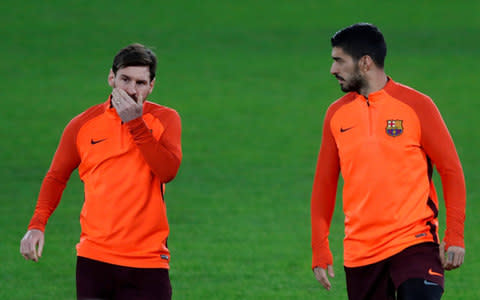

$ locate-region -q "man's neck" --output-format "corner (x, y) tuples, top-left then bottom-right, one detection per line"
(360, 71), (388, 98)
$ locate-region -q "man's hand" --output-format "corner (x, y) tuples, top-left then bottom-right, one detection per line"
(20, 229), (44, 262)
(112, 88), (144, 123)
(439, 241), (465, 270)
(313, 265), (335, 290)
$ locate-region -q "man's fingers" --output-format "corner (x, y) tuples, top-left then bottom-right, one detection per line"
(20, 229), (44, 262)
(313, 266), (333, 291)
(27, 238), (39, 262)
(20, 242), (37, 262)
(117, 88), (136, 105)
(447, 251), (454, 263)
(32, 251), (39, 262)
(439, 242), (446, 266)
(112, 88), (126, 106)
(38, 236), (44, 257)
(112, 89), (122, 108)
(137, 93), (144, 106)
(454, 251), (463, 267)
(112, 88), (144, 123)
(321, 278), (331, 290)
(451, 253), (462, 268)
(111, 90), (119, 109)
(327, 264), (335, 278)
(443, 246), (465, 270)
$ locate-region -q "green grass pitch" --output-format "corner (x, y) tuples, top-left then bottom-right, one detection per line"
(1, 1), (479, 299)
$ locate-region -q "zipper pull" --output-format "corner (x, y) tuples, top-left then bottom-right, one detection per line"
(366, 98), (370, 106)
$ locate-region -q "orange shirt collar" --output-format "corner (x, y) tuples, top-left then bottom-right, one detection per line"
(103, 95), (121, 120)
(354, 76), (395, 102)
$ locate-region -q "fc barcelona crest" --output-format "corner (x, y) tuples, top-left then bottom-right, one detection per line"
(386, 120), (403, 137)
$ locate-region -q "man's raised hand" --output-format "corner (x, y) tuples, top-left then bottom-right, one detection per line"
(112, 88), (143, 123)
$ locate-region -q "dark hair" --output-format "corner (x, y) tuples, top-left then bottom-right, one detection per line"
(331, 23), (387, 68)
(112, 43), (157, 81)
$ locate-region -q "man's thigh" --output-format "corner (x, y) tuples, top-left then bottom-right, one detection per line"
(76, 256), (115, 300)
(390, 242), (444, 289)
(397, 278), (443, 300)
(114, 267), (171, 300)
(390, 242), (444, 300)
(344, 242), (444, 300)
(345, 260), (395, 300)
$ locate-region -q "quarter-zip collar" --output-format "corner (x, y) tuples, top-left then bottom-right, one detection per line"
(354, 76), (395, 104)
(103, 95), (124, 122)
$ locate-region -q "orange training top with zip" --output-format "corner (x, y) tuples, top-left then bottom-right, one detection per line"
(311, 78), (465, 268)
(28, 96), (182, 269)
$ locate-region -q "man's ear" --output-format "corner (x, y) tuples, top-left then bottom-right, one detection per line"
(358, 55), (372, 73)
(108, 69), (115, 87)
(149, 78), (156, 94)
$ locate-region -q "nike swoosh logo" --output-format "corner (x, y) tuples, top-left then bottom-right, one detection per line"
(91, 138), (107, 145)
(340, 127), (353, 133)
(428, 268), (443, 277)
(424, 280), (439, 286)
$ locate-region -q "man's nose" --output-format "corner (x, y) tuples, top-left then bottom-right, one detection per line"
(330, 63), (337, 75)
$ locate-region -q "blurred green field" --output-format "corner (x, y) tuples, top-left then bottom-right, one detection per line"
(1, 1), (479, 299)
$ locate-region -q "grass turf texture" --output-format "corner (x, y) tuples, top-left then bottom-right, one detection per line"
(1, 1), (479, 299)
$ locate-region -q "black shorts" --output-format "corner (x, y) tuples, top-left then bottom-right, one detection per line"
(344, 242), (444, 300)
(76, 256), (171, 300)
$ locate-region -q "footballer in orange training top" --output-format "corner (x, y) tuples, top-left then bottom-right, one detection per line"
(311, 23), (465, 300)
(20, 44), (182, 300)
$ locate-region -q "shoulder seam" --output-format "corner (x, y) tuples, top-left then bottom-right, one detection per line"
(70, 103), (106, 150)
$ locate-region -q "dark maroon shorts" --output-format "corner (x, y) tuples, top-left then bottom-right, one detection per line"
(76, 256), (171, 300)
(344, 242), (444, 300)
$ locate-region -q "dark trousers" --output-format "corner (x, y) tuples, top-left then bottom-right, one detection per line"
(76, 256), (172, 300)
(345, 242), (444, 300)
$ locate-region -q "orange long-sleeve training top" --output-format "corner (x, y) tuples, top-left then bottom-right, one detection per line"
(28, 96), (182, 269)
(311, 78), (465, 269)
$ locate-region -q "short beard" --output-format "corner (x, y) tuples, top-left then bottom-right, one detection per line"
(340, 66), (367, 93)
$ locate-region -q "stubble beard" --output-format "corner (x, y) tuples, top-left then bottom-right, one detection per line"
(340, 66), (367, 94)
